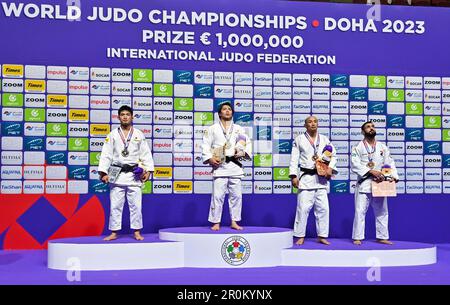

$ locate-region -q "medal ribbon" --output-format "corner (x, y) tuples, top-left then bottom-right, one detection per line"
(219, 120), (234, 145)
(363, 140), (376, 162)
(304, 132), (320, 156)
(118, 127), (134, 152)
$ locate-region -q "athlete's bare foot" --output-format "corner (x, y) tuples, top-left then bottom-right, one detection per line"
(295, 237), (305, 245)
(211, 223), (220, 231)
(377, 239), (393, 245)
(231, 221), (243, 230)
(353, 240), (362, 245)
(103, 232), (118, 241)
(318, 237), (330, 245)
(134, 231), (144, 241)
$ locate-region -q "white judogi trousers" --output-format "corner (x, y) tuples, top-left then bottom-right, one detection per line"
(294, 188), (329, 238)
(352, 189), (389, 240)
(208, 177), (242, 224)
(109, 184), (143, 231)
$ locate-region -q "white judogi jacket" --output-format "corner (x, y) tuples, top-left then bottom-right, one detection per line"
(201, 122), (252, 178)
(351, 140), (398, 193)
(98, 127), (154, 186)
(289, 133), (337, 190)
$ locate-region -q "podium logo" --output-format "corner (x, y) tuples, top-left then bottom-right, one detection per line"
(2, 93), (23, 107)
(221, 236), (251, 266)
(194, 112), (213, 126)
(25, 108), (45, 122)
(154, 84), (173, 97)
(47, 123), (68, 136)
(406, 103), (423, 115)
(274, 168), (290, 180)
(369, 76), (386, 88)
(387, 89), (404, 102)
(174, 98), (193, 111)
(133, 69), (152, 82)
(154, 167), (173, 179)
(174, 181), (193, 193)
(424, 116), (441, 128)
(69, 138), (89, 151)
(2, 65), (23, 77)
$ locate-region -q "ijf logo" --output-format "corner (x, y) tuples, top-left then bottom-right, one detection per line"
(221, 236), (251, 266)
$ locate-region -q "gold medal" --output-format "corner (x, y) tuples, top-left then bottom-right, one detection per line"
(312, 154), (319, 161)
(367, 161), (375, 169)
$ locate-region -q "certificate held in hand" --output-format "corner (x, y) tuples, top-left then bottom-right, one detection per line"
(107, 164), (122, 184)
(212, 145), (226, 164)
(372, 180), (397, 197)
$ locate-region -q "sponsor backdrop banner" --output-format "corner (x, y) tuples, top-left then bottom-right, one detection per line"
(1, 0), (450, 248)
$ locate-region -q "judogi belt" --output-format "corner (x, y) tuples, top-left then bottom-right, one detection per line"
(299, 167), (318, 180)
(120, 164), (138, 173)
(225, 156), (242, 168)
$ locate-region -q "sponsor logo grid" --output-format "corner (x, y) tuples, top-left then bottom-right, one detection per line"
(1, 66), (448, 194)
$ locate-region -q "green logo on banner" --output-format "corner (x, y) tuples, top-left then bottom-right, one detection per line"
(90, 152), (101, 166)
(25, 108), (45, 122)
(2, 93), (23, 107)
(142, 181), (152, 194)
(424, 116), (441, 128)
(387, 89), (404, 102)
(292, 186), (299, 194)
(443, 130), (450, 141)
(194, 112), (214, 125)
(154, 83), (173, 96)
(69, 138), (89, 151)
(47, 123), (68, 136)
(254, 154), (272, 167)
(174, 98), (193, 111)
(133, 69), (152, 82)
(273, 168), (290, 180)
(406, 103), (423, 115)
(368, 76), (386, 88)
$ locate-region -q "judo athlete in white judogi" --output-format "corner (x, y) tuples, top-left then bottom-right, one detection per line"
(351, 121), (398, 245)
(98, 105), (154, 241)
(202, 102), (252, 231)
(289, 116), (337, 245)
